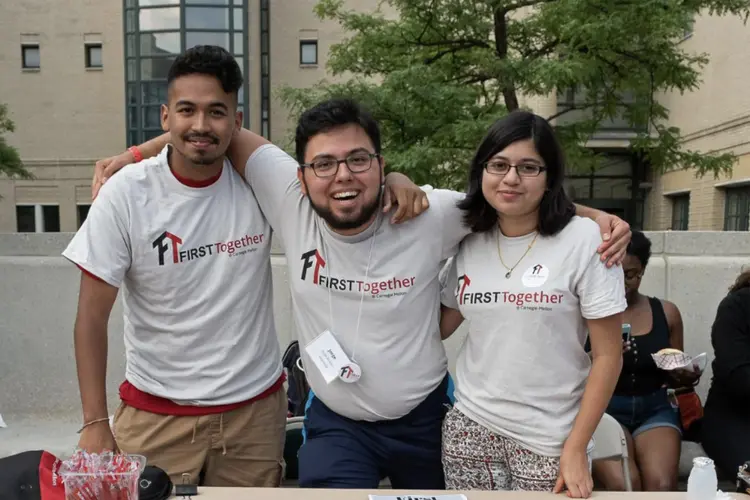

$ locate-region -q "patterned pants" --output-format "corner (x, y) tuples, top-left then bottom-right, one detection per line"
(442, 407), (560, 491)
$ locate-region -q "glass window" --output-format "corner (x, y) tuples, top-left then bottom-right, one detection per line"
(127, 59), (137, 81)
(233, 33), (244, 55)
(126, 10), (136, 32)
(139, 7), (180, 31)
(77, 205), (91, 228)
(128, 106), (139, 128)
(185, 7), (229, 29)
(300, 40), (317, 65)
(126, 0), (136, 7)
(564, 177), (592, 200)
(85, 44), (103, 68)
(140, 57), (175, 79)
(129, 130), (140, 146)
(236, 58), (243, 78)
(186, 32), (230, 51)
(141, 81), (168, 105)
(126, 34), (136, 56)
(671, 195), (690, 231)
(140, 32), (181, 56)
(187, 0), (228, 4)
(22, 45), (40, 69)
(144, 129), (164, 141)
(592, 178), (631, 199)
(233, 8), (243, 30)
(724, 187), (750, 231)
(127, 83), (137, 105)
(139, 0), (179, 5)
(16, 206), (35, 232)
(142, 106), (163, 128)
(42, 206), (60, 232)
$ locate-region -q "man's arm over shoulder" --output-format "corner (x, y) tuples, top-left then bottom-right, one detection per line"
(227, 128), (300, 232)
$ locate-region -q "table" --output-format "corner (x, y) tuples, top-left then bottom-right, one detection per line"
(192, 489), (743, 500)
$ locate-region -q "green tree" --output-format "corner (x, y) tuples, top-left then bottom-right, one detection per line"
(0, 103), (32, 180)
(279, 0), (749, 189)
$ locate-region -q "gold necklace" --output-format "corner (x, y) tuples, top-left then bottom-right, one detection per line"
(497, 228), (538, 279)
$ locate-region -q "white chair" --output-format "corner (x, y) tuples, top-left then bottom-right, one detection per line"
(591, 413), (633, 491)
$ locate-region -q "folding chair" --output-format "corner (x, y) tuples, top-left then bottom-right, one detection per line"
(591, 413), (633, 491)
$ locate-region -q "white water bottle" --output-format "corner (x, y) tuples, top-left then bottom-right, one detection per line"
(687, 457), (718, 500)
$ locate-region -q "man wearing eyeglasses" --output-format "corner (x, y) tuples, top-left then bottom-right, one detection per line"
(93, 97), (631, 489)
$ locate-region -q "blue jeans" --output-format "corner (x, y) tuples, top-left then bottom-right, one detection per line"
(606, 388), (682, 438)
(298, 375), (452, 489)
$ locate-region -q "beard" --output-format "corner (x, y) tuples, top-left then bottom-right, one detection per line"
(304, 180), (383, 232)
(181, 133), (223, 166)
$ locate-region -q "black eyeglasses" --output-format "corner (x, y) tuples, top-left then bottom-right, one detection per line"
(484, 161), (547, 177)
(302, 152), (380, 178)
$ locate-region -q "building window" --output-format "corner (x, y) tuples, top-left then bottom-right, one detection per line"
(85, 43), (103, 68)
(22, 44), (40, 69)
(300, 40), (317, 65)
(123, 0), (249, 145)
(724, 186), (750, 231)
(77, 204), (92, 228)
(16, 205), (60, 233)
(670, 194), (690, 231)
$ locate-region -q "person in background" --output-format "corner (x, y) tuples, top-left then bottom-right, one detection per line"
(591, 231), (696, 491)
(700, 269), (750, 478)
(439, 111), (626, 498)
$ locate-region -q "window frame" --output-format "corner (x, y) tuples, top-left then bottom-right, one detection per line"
(723, 186), (750, 231)
(21, 44), (40, 69)
(299, 39), (318, 66)
(85, 43), (103, 68)
(669, 194), (690, 231)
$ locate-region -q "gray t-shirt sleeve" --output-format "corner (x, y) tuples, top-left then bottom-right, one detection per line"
(243, 144), (300, 233)
(429, 189), (471, 261)
(575, 232), (627, 320)
(439, 257), (460, 310)
(61, 182), (131, 287)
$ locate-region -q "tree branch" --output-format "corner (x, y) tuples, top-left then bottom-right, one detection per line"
(424, 40), (491, 64)
(493, 8), (519, 111)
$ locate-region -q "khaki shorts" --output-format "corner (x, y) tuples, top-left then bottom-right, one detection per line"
(113, 387), (287, 487)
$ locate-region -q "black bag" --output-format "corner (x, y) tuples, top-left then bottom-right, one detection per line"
(282, 340), (310, 417)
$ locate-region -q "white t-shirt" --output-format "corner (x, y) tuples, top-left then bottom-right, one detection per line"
(244, 144), (470, 421)
(62, 145), (282, 406)
(441, 216), (626, 456)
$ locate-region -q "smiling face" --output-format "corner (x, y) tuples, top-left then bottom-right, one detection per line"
(481, 138), (548, 222)
(161, 73), (241, 168)
(297, 123), (384, 235)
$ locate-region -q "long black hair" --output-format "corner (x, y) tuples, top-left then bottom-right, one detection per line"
(458, 110), (575, 236)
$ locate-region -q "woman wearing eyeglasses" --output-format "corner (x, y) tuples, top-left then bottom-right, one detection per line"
(439, 111), (626, 498)
(591, 231), (696, 492)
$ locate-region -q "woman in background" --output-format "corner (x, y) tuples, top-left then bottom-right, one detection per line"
(700, 269), (750, 478)
(592, 230), (695, 491)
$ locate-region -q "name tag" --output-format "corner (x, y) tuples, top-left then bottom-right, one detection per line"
(305, 330), (353, 384)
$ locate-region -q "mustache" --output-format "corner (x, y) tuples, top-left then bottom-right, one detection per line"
(184, 133), (219, 144)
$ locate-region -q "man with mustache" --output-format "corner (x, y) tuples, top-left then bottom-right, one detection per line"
(63, 46), (425, 488)
(93, 96), (630, 489)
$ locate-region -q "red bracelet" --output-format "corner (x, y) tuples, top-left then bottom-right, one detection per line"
(128, 145), (143, 163)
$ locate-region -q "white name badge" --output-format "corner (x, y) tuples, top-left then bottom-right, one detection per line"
(304, 330), (354, 384)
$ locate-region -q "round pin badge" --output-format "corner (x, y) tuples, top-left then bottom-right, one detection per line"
(522, 264), (549, 288)
(338, 362), (362, 383)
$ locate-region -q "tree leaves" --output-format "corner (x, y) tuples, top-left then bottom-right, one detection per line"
(279, 0), (750, 190)
(0, 103), (32, 181)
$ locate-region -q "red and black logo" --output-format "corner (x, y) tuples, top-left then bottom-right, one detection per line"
(300, 248), (416, 295)
(152, 230), (266, 266)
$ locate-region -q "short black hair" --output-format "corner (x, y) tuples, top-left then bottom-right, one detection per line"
(295, 98), (381, 164)
(458, 110), (575, 236)
(627, 230), (652, 268)
(167, 45), (243, 97)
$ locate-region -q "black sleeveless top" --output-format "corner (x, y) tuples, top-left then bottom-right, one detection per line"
(614, 296), (671, 396)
